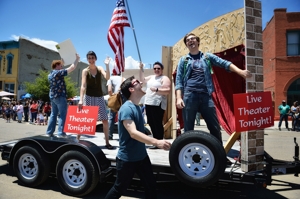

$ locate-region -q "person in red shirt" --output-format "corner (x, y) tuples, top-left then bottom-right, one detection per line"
(43, 102), (51, 121)
(30, 100), (38, 124)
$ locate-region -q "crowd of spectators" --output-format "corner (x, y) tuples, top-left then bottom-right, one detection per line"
(0, 98), (51, 125)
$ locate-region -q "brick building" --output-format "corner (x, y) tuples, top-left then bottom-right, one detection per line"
(263, 8), (300, 120)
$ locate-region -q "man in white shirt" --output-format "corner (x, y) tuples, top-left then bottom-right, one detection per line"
(107, 73), (125, 140)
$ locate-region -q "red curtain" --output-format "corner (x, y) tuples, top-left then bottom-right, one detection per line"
(211, 44), (246, 135)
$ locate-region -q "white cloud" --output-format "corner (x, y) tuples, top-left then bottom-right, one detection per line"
(107, 56), (150, 74)
(125, 56), (140, 69)
(11, 34), (58, 52)
(10, 34), (150, 71)
(125, 56), (151, 69)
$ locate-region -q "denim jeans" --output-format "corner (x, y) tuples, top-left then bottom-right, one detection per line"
(24, 110), (29, 122)
(108, 109), (117, 139)
(105, 156), (157, 199)
(183, 91), (222, 143)
(278, 114), (289, 129)
(293, 119), (299, 131)
(196, 112), (201, 125)
(17, 112), (23, 121)
(31, 112), (37, 123)
(46, 97), (67, 136)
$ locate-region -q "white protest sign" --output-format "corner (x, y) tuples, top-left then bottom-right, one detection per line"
(56, 39), (77, 65)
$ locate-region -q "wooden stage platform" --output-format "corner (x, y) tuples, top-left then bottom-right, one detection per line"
(64, 131), (244, 175)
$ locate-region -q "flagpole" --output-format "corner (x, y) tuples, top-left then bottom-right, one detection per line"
(124, 0), (142, 64)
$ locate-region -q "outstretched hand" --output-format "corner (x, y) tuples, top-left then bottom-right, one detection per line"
(240, 70), (252, 79)
(75, 53), (80, 61)
(104, 57), (110, 65)
(156, 140), (172, 151)
(139, 62), (144, 69)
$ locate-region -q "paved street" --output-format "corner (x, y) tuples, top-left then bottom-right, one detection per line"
(0, 118), (299, 198)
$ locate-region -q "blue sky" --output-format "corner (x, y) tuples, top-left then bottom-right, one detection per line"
(0, 0), (299, 70)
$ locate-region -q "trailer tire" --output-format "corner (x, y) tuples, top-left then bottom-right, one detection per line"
(56, 150), (99, 197)
(169, 130), (227, 187)
(13, 145), (50, 187)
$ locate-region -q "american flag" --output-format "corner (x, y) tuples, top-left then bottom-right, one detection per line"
(108, 0), (131, 75)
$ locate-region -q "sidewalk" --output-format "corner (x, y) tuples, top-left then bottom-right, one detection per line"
(0, 118), (47, 144)
(193, 119), (293, 131)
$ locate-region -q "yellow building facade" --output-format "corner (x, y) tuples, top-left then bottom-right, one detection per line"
(0, 41), (19, 95)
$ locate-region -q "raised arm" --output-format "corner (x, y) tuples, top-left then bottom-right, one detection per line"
(139, 62), (151, 83)
(66, 53), (80, 74)
(107, 79), (113, 96)
(78, 69), (88, 110)
(99, 57), (111, 80)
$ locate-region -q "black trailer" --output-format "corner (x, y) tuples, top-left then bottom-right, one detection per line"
(0, 129), (299, 197)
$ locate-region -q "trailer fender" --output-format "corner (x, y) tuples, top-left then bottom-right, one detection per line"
(8, 136), (111, 175)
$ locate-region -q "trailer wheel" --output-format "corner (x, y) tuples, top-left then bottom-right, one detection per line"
(13, 145), (50, 187)
(169, 130), (227, 187)
(56, 150), (99, 197)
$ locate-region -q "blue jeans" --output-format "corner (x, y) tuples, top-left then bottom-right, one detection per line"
(293, 118), (299, 131)
(183, 91), (222, 143)
(196, 112), (201, 125)
(105, 156), (157, 199)
(46, 97), (67, 136)
(17, 112), (23, 121)
(31, 112), (37, 123)
(108, 109), (117, 139)
(278, 114), (289, 129)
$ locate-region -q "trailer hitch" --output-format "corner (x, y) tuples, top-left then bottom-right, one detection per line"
(293, 137), (299, 177)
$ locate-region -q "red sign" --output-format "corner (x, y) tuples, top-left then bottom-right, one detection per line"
(64, 106), (99, 135)
(233, 91), (274, 132)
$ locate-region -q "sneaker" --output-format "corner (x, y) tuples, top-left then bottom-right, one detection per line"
(57, 134), (67, 138)
(278, 127), (281, 131)
(226, 158), (233, 166)
(46, 133), (54, 137)
(105, 144), (114, 150)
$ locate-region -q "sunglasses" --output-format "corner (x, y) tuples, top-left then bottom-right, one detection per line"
(131, 79), (141, 86)
(153, 67), (161, 70)
(186, 36), (197, 43)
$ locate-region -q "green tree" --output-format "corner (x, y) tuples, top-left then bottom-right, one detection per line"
(24, 70), (78, 102)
